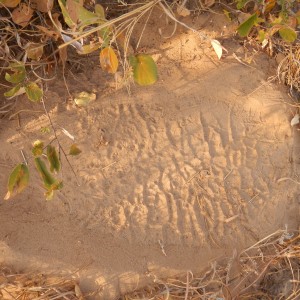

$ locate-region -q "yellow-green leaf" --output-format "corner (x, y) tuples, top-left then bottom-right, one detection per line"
(99, 26), (113, 47)
(236, 0), (249, 9)
(51, 181), (63, 190)
(129, 54), (158, 86)
(5, 63), (25, 84)
(25, 82), (43, 102)
(74, 91), (96, 107)
(258, 29), (266, 42)
(95, 4), (105, 19)
(100, 47), (119, 74)
(4, 163), (29, 200)
(237, 13), (258, 37)
(44, 181), (63, 200)
(41, 126), (51, 134)
(47, 145), (60, 173)
(4, 84), (21, 98)
(45, 189), (54, 200)
(223, 9), (231, 21)
(34, 157), (56, 189)
(58, 0), (75, 28)
(279, 26), (297, 43)
(69, 144), (82, 155)
(78, 6), (100, 28)
(32, 140), (44, 157)
(78, 42), (102, 55)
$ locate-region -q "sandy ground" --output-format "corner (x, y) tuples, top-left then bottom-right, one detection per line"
(0, 12), (299, 299)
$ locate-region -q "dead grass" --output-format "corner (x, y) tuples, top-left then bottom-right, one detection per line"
(278, 43), (300, 94)
(0, 267), (83, 300)
(120, 229), (300, 300)
(2, 229), (298, 299)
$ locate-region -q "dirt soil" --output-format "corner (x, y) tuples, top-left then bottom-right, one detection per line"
(0, 11), (299, 299)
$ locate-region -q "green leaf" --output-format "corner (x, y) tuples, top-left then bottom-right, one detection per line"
(4, 84), (21, 97)
(57, 0), (75, 28)
(25, 82), (43, 102)
(129, 54), (158, 86)
(223, 9), (231, 21)
(69, 144), (82, 156)
(258, 30), (266, 42)
(32, 140), (44, 157)
(78, 6), (100, 28)
(47, 145), (60, 173)
(34, 157), (56, 189)
(279, 26), (297, 42)
(5, 63), (25, 84)
(236, 0), (249, 9)
(99, 26), (112, 47)
(95, 4), (105, 19)
(4, 163), (29, 200)
(237, 13), (258, 37)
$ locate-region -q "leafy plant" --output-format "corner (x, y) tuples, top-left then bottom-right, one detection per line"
(4, 140), (81, 200)
(4, 62), (43, 102)
(236, 0), (298, 43)
(1, 0), (160, 98)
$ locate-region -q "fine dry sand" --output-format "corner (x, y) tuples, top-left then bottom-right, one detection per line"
(0, 12), (299, 299)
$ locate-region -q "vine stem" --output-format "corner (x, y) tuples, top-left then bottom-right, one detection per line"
(41, 96), (81, 186)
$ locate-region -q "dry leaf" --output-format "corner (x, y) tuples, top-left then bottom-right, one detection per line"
(66, 0), (83, 23)
(25, 42), (44, 61)
(61, 128), (75, 141)
(0, 0), (20, 8)
(31, 0), (53, 12)
(36, 25), (60, 40)
(75, 284), (84, 300)
(12, 3), (33, 27)
(211, 39), (223, 60)
(203, 0), (215, 8)
(177, 5), (190, 17)
(291, 114), (300, 127)
(59, 46), (68, 67)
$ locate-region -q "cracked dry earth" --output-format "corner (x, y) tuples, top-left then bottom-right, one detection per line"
(0, 14), (299, 299)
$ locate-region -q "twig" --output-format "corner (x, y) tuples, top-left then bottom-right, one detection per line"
(232, 53), (257, 69)
(101, 161), (117, 170)
(8, 109), (44, 120)
(224, 168), (233, 181)
(158, 239), (167, 256)
(20, 150), (28, 166)
(159, 1), (208, 41)
(184, 271), (191, 300)
(277, 177), (300, 185)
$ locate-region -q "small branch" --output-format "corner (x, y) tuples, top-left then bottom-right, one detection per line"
(158, 239), (167, 256)
(159, 1), (209, 41)
(20, 150), (28, 166)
